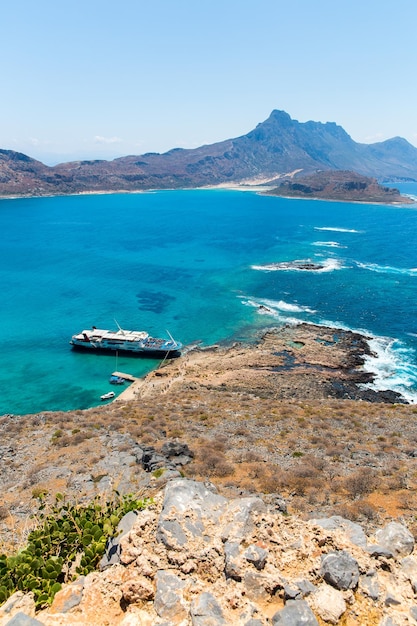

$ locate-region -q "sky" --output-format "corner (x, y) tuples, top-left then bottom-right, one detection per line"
(1, 0), (416, 165)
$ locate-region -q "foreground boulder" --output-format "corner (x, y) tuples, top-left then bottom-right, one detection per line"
(1, 478), (416, 625)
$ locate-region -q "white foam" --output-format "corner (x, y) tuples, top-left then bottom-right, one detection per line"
(355, 261), (417, 277)
(251, 258), (344, 273)
(240, 297), (312, 325)
(312, 241), (347, 248)
(314, 226), (362, 233)
(360, 336), (417, 403)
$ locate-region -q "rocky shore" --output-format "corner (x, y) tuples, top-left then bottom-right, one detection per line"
(120, 323), (406, 405)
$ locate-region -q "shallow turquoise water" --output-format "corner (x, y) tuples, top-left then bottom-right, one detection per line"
(1, 185), (417, 414)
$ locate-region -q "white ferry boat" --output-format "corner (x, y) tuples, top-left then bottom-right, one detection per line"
(70, 324), (182, 358)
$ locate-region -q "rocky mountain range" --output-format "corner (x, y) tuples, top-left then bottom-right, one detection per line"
(1, 110), (417, 196)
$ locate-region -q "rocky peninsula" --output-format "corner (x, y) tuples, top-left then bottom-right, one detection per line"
(266, 171), (413, 204)
(1, 323), (417, 625)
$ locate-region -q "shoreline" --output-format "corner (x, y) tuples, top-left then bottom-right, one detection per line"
(1, 183), (415, 206)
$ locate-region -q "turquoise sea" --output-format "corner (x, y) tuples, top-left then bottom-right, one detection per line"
(1, 183), (417, 415)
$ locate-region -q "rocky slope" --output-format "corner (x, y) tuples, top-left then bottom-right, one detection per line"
(2, 478), (417, 625)
(266, 170), (413, 204)
(1, 111), (417, 196)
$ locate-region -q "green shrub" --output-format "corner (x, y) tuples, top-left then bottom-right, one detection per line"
(0, 492), (151, 608)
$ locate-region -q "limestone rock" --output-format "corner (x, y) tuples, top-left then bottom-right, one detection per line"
(0, 593), (36, 626)
(320, 550), (359, 590)
(401, 555), (417, 592)
(48, 577), (84, 613)
(310, 584), (346, 624)
(272, 599), (319, 625)
(375, 522), (415, 558)
(311, 515), (368, 549)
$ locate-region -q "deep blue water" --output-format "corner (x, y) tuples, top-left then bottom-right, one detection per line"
(1, 184), (417, 415)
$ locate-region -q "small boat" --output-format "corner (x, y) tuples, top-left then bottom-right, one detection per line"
(100, 391), (115, 401)
(70, 322), (182, 358)
(109, 375), (125, 385)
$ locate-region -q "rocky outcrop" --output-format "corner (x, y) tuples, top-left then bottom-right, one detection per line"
(267, 170), (413, 204)
(2, 477), (417, 625)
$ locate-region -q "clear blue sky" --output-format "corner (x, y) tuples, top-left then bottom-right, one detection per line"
(1, 0), (416, 164)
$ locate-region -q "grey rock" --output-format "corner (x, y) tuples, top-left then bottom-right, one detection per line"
(272, 600), (319, 625)
(99, 510), (138, 569)
(296, 579), (316, 597)
(385, 593), (401, 606)
(157, 478), (227, 550)
(224, 541), (243, 580)
(162, 441), (194, 459)
(154, 570), (187, 622)
(360, 573), (380, 601)
(221, 497), (266, 543)
(244, 621), (264, 626)
(311, 515), (368, 549)
(190, 592), (226, 625)
(367, 545), (394, 558)
(4, 614), (45, 626)
(375, 522), (415, 558)
(320, 551), (359, 590)
(283, 584), (301, 600)
(244, 544), (268, 570)
(401, 555), (417, 593)
(243, 571), (277, 601)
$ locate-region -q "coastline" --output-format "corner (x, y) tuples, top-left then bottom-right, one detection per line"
(114, 322), (408, 406)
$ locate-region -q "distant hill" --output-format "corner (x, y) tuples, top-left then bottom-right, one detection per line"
(266, 170), (413, 204)
(1, 110), (417, 197)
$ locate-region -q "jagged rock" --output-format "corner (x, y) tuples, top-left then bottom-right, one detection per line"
(401, 555), (417, 592)
(296, 580), (316, 597)
(243, 571), (279, 602)
(310, 584), (346, 624)
(271, 599), (319, 625)
(120, 570), (154, 603)
(0, 593), (36, 625)
(153, 570), (187, 622)
(320, 550), (359, 590)
(157, 479), (227, 550)
(224, 541), (243, 580)
(220, 497), (266, 543)
(283, 584), (301, 600)
(359, 572), (380, 600)
(161, 441), (194, 466)
(311, 515), (368, 549)
(190, 592), (226, 625)
(243, 544), (268, 570)
(375, 522), (415, 558)
(3, 614), (44, 626)
(100, 510), (138, 569)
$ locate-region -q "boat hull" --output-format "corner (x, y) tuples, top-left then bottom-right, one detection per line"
(70, 342), (181, 359)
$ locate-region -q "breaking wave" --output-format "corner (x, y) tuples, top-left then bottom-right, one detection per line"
(355, 261), (417, 277)
(314, 226), (362, 233)
(312, 241), (347, 248)
(360, 336), (417, 404)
